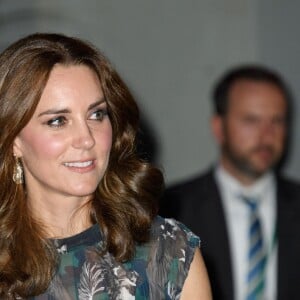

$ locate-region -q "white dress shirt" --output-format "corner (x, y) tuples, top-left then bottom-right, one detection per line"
(215, 165), (277, 300)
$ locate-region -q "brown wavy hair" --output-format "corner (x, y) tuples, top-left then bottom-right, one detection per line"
(0, 33), (164, 298)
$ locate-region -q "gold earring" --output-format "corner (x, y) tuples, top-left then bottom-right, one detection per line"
(13, 156), (23, 184)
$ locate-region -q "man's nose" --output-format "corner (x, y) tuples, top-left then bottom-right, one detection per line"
(260, 122), (278, 143)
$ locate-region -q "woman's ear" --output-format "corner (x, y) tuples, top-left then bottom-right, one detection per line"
(211, 115), (225, 145)
(13, 136), (23, 157)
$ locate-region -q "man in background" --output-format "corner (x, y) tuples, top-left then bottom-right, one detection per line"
(160, 65), (300, 300)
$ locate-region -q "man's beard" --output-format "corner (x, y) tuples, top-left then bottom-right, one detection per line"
(222, 142), (279, 180)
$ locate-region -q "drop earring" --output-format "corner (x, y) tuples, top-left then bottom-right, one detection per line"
(13, 156), (23, 184)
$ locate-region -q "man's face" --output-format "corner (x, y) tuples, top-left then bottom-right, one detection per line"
(214, 79), (287, 182)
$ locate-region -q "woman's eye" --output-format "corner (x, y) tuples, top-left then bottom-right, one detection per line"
(46, 116), (67, 128)
(90, 109), (108, 121)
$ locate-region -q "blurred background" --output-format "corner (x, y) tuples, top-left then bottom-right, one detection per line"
(1, 0), (299, 185)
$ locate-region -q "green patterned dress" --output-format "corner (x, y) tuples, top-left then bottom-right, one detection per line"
(31, 216), (200, 299)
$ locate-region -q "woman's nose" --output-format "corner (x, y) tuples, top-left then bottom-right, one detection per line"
(72, 122), (95, 149)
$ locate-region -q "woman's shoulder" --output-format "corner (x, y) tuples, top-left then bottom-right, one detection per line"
(131, 216), (201, 298)
(150, 215), (200, 248)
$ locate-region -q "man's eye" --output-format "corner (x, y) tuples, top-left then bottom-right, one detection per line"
(272, 117), (286, 126)
(47, 116), (66, 127)
(90, 109), (108, 121)
(243, 117), (259, 124)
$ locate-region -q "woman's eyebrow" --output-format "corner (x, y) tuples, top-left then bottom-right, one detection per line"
(37, 98), (106, 117)
(88, 98), (106, 110)
(38, 108), (70, 117)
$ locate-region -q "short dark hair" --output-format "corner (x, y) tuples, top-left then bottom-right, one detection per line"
(212, 65), (291, 116)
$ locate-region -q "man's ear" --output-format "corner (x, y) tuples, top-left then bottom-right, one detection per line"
(13, 136), (23, 157)
(211, 115), (225, 145)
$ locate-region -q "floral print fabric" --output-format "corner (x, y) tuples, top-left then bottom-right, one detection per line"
(31, 216), (200, 299)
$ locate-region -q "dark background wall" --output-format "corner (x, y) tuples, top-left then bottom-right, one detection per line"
(0, 0), (299, 184)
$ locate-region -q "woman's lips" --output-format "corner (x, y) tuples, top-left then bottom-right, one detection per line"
(63, 160), (96, 172)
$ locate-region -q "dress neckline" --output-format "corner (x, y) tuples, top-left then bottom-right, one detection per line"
(51, 224), (102, 252)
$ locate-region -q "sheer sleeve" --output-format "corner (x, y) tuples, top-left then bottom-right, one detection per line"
(145, 216), (200, 299)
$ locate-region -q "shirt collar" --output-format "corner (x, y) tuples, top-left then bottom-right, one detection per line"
(215, 164), (275, 201)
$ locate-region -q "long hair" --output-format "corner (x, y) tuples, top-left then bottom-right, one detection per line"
(0, 33), (164, 298)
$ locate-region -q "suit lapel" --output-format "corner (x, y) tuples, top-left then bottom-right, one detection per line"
(276, 177), (300, 299)
(200, 171), (234, 300)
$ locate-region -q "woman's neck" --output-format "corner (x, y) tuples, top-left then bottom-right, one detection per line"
(27, 194), (93, 238)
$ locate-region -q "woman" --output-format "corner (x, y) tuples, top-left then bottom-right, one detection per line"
(0, 33), (211, 299)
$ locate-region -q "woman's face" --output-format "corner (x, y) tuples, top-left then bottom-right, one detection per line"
(13, 64), (112, 205)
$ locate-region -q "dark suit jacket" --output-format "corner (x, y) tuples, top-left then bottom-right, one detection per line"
(159, 169), (300, 300)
